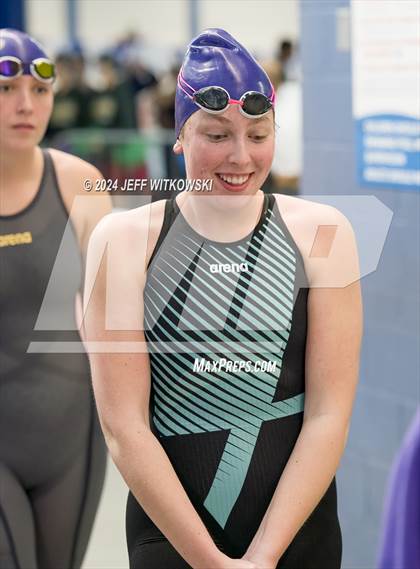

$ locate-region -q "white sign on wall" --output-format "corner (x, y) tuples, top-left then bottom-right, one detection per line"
(351, 0), (420, 191)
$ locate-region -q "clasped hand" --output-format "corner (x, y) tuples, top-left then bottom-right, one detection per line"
(212, 552), (277, 569)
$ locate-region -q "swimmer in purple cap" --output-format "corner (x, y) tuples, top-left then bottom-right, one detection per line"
(173, 28), (276, 205)
(85, 28), (362, 569)
(0, 29), (111, 569)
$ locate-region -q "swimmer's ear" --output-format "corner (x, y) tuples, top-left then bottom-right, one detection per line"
(173, 138), (183, 155)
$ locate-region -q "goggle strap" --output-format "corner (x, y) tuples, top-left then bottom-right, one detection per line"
(178, 71), (196, 97)
(269, 83), (276, 104)
(178, 69), (196, 94)
(177, 81), (194, 100)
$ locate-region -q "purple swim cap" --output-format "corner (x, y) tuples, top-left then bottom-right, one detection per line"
(0, 28), (50, 67)
(175, 28), (274, 137)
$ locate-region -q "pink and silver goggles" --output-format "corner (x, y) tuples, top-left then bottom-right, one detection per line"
(178, 72), (275, 119)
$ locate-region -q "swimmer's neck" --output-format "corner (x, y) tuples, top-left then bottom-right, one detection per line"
(175, 189), (265, 243)
(0, 147), (43, 210)
(0, 146), (42, 184)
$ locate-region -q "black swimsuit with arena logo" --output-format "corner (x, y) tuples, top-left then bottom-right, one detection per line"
(126, 194), (342, 569)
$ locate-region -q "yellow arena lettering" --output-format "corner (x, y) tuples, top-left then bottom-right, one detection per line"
(0, 231), (33, 247)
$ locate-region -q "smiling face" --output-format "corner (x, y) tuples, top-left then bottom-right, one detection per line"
(174, 105), (275, 201)
(0, 75), (54, 153)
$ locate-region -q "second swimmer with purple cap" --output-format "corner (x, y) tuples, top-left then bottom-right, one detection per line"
(85, 29), (362, 569)
(0, 28), (112, 569)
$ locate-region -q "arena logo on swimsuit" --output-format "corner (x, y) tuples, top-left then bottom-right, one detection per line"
(209, 262), (249, 274)
(0, 231), (32, 247)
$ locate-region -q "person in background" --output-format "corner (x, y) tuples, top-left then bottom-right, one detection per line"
(127, 57), (158, 98)
(47, 50), (93, 140)
(270, 73), (303, 195)
(276, 40), (293, 82)
(88, 54), (137, 129)
(264, 37), (302, 196)
(377, 409), (420, 569)
(261, 59), (282, 94)
(259, 58), (282, 195)
(153, 60), (185, 184)
(0, 28), (111, 569)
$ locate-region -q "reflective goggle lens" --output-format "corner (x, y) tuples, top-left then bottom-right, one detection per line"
(242, 92), (272, 116)
(194, 87), (229, 112)
(32, 59), (55, 80)
(0, 59), (21, 78)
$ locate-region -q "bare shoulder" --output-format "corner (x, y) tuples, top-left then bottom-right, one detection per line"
(273, 194), (359, 287)
(274, 193), (352, 228)
(49, 148), (106, 218)
(49, 148), (103, 193)
(48, 148), (113, 252)
(84, 200), (167, 327)
(88, 198), (167, 266)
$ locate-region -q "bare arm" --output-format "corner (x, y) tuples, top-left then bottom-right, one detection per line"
(244, 207), (363, 567)
(50, 149), (113, 333)
(50, 147), (112, 259)
(83, 209), (255, 569)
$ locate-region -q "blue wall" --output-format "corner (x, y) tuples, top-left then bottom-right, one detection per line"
(0, 0), (25, 29)
(300, 1), (419, 567)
